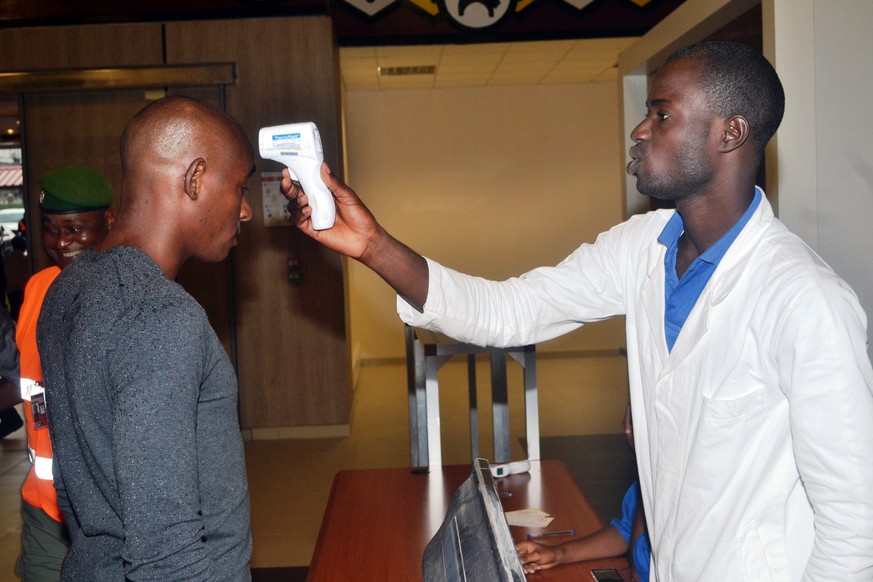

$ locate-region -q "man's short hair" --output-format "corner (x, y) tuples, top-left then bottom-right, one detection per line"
(665, 41), (785, 161)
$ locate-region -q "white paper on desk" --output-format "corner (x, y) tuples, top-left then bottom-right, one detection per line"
(505, 509), (554, 528)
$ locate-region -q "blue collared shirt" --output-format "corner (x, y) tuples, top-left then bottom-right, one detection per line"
(659, 187), (762, 352)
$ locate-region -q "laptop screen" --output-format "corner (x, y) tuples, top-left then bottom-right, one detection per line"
(422, 458), (526, 581)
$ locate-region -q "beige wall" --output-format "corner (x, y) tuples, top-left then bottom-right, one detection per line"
(344, 80), (630, 363)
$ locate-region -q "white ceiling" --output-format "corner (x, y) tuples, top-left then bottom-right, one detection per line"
(340, 36), (637, 91)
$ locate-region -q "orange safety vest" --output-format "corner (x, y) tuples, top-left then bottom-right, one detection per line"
(17, 266), (63, 523)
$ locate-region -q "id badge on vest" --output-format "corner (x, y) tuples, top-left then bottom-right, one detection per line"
(31, 392), (48, 429)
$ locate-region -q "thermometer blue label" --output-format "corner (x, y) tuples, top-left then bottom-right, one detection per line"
(272, 132), (303, 149)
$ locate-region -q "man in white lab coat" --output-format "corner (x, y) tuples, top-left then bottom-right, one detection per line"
(284, 41), (873, 581)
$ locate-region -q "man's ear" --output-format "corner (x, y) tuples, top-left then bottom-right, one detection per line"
(183, 158), (207, 200)
(720, 115), (750, 153)
(104, 208), (116, 231)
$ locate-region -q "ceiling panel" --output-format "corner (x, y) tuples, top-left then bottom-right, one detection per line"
(340, 37), (637, 91)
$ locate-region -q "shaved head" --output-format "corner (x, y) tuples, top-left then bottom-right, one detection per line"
(119, 95), (251, 209)
(107, 95), (254, 278)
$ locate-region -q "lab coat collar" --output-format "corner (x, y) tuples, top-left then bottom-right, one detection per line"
(642, 189), (775, 371)
(706, 188), (774, 306)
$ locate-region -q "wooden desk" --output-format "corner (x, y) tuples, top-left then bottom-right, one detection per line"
(308, 460), (631, 581)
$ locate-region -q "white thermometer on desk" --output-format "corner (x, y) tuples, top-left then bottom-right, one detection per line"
(258, 122), (336, 230)
(491, 459), (531, 478)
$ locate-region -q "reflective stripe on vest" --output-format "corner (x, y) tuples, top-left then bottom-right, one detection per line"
(20, 377), (43, 402)
(21, 377), (53, 481)
(29, 447), (54, 480)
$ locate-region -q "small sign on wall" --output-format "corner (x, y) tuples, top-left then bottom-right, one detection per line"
(261, 171), (291, 227)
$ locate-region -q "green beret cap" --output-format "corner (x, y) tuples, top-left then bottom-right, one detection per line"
(39, 166), (114, 214)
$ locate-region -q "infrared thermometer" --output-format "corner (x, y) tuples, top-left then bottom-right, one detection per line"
(490, 459), (531, 478)
(258, 122), (336, 230)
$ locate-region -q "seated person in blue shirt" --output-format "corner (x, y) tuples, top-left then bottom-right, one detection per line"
(516, 407), (650, 581)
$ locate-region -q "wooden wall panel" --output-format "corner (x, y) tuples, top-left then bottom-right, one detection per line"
(21, 91), (155, 271)
(3, 24), (237, 358)
(165, 17), (349, 430)
(2, 18), (348, 431)
(0, 23), (165, 70)
(0, 23), (165, 272)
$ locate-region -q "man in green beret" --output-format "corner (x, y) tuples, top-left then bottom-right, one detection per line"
(12, 165), (114, 580)
(37, 166), (115, 268)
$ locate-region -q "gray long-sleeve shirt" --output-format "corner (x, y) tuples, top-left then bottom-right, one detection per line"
(38, 247), (251, 581)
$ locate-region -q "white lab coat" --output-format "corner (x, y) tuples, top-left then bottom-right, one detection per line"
(398, 194), (873, 581)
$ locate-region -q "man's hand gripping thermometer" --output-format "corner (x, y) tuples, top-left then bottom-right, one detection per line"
(258, 122), (336, 230)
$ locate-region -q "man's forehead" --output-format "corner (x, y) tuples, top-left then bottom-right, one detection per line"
(647, 61), (704, 105)
(654, 59), (702, 85)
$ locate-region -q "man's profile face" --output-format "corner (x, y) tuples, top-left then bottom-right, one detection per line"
(42, 209), (113, 269)
(193, 126), (254, 263)
(627, 59), (720, 202)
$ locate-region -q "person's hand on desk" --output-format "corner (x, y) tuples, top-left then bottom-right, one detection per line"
(516, 540), (564, 573)
(516, 525), (631, 576)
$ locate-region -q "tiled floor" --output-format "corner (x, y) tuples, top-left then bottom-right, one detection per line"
(0, 408), (29, 578)
(0, 354), (629, 578)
